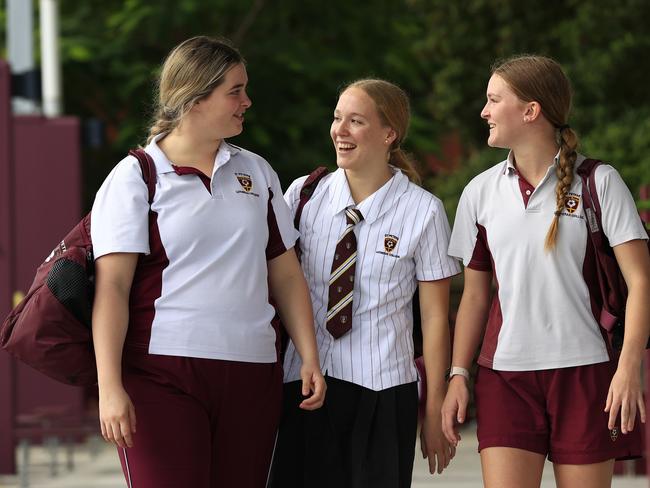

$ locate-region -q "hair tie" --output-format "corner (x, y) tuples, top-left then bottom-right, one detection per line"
(557, 124), (570, 132)
(554, 210), (562, 217)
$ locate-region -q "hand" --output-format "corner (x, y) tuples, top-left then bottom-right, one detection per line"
(420, 407), (456, 474)
(99, 383), (136, 448)
(605, 365), (645, 434)
(298, 362), (326, 410)
(441, 375), (469, 446)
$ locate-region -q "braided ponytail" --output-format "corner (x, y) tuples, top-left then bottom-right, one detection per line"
(544, 127), (578, 250)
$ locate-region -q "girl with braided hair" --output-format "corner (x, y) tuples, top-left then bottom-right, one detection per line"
(441, 54), (650, 487)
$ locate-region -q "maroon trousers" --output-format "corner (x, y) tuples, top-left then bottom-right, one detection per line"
(117, 346), (282, 488)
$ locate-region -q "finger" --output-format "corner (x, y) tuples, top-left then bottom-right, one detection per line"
(436, 450), (444, 474)
(608, 399), (620, 430)
(121, 415), (134, 448)
(624, 401), (636, 434)
(420, 431), (427, 458)
(457, 400), (467, 424)
(620, 399), (630, 434)
(604, 385), (613, 412)
(100, 421), (108, 442)
(428, 452), (437, 475)
(441, 409), (457, 445)
(301, 376), (312, 397)
(106, 423), (121, 447)
(638, 395), (646, 424)
(449, 443), (457, 460)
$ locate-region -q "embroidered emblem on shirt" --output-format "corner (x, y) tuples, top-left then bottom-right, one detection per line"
(558, 192), (583, 220)
(610, 427), (619, 442)
(376, 234), (401, 258)
(235, 173), (259, 197)
(564, 194), (580, 214)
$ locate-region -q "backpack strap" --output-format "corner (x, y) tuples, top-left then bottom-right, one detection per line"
(129, 148), (157, 204)
(293, 166), (329, 259)
(577, 158), (619, 332)
(294, 166), (329, 229)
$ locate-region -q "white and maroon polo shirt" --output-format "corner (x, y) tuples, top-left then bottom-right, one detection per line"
(91, 135), (298, 363)
(282, 168), (461, 391)
(448, 152), (648, 371)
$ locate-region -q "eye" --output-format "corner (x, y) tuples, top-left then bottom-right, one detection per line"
(351, 118), (362, 125)
(333, 115), (342, 122)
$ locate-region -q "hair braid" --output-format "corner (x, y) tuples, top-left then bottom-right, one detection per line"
(544, 127), (578, 251)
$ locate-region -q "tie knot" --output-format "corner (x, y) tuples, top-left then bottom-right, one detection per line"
(345, 208), (363, 226)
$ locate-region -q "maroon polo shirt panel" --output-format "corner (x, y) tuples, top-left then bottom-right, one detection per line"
(126, 209), (169, 349)
(466, 223), (503, 369)
(266, 188), (288, 260)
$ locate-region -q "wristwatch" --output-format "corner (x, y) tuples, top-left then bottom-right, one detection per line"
(446, 366), (470, 382)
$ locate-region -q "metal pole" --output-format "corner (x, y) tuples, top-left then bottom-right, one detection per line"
(7, 0), (39, 115)
(40, 0), (62, 117)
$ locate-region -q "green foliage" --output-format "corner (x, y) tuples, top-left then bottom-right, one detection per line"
(1, 0), (649, 211)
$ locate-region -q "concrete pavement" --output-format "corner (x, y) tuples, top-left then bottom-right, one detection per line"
(0, 423), (646, 487)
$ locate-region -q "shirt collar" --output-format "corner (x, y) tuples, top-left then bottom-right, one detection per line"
(146, 134), (240, 177)
(327, 166), (410, 225)
(502, 148), (562, 176)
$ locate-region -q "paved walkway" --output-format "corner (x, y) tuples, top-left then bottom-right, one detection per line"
(0, 424), (646, 487)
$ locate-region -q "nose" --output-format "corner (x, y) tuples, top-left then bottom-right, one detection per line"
(242, 91), (252, 109)
(480, 103), (489, 119)
(334, 119), (350, 137)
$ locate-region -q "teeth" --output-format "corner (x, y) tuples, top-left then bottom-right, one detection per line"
(337, 143), (356, 150)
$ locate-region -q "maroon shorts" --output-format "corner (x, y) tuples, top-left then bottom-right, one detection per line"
(116, 345), (282, 488)
(475, 361), (643, 464)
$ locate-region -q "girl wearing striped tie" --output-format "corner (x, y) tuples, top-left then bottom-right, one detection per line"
(271, 79), (461, 487)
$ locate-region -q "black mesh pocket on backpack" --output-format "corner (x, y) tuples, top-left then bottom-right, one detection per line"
(46, 258), (94, 328)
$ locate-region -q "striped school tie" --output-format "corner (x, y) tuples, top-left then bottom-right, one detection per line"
(326, 207), (363, 339)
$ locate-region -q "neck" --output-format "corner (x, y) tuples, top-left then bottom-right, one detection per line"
(158, 123), (223, 175)
(511, 137), (560, 186)
(344, 163), (393, 204)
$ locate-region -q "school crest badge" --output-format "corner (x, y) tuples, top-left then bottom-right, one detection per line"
(564, 194), (580, 214)
(384, 234), (399, 254)
(236, 173), (253, 193)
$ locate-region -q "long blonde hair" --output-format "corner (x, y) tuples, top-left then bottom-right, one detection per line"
(146, 36), (244, 144)
(343, 79), (421, 185)
(492, 55), (577, 251)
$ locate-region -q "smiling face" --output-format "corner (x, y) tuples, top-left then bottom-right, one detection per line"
(480, 74), (529, 149)
(330, 87), (395, 172)
(192, 63), (252, 140)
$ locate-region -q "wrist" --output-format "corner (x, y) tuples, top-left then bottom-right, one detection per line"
(446, 366), (470, 383)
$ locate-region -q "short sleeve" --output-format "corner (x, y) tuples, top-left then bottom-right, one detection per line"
(448, 186), (477, 265)
(595, 164), (648, 247)
(266, 171), (300, 260)
(414, 198), (461, 281)
(91, 156), (150, 260)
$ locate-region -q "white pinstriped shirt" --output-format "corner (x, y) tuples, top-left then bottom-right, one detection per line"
(282, 168), (461, 391)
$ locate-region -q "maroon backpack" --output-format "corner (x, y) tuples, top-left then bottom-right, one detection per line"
(578, 158), (650, 351)
(0, 149), (156, 385)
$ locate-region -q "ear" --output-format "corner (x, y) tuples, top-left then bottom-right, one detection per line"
(523, 101), (542, 123)
(384, 128), (397, 145)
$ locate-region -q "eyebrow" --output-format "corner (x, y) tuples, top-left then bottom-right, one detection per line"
(334, 110), (367, 118)
(228, 83), (246, 90)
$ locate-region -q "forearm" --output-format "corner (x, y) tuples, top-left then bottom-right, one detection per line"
(421, 315), (450, 413)
(451, 290), (490, 369)
(92, 286), (130, 389)
(269, 252), (319, 365)
(618, 277), (650, 370)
